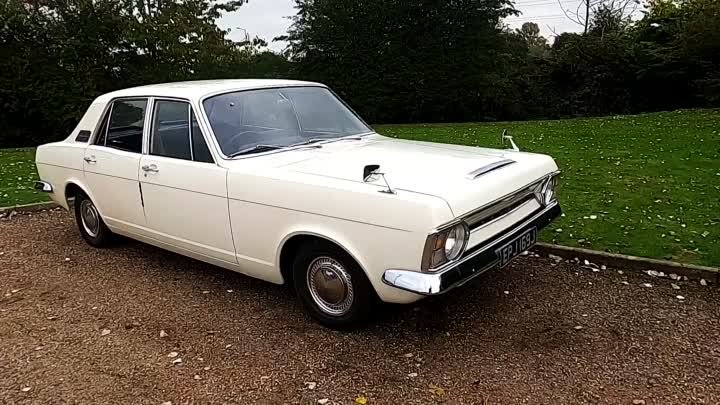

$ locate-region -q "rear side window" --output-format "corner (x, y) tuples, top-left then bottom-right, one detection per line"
(96, 99), (147, 153)
(151, 100), (214, 163)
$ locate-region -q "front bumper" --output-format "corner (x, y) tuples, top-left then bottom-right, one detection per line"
(382, 202), (561, 295)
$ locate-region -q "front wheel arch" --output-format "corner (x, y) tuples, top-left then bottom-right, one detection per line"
(278, 232), (370, 289)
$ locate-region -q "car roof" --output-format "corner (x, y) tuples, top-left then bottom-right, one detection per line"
(94, 79), (325, 103)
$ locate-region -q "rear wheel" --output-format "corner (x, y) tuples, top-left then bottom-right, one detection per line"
(292, 241), (376, 328)
(73, 192), (112, 247)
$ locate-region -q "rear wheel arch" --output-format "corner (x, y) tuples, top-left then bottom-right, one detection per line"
(64, 182), (85, 207)
(63, 181), (102, 215)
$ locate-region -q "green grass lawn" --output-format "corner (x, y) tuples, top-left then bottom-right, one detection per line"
(2, 110), (719, 266)
(378, 109), (720, 267)
(0, 148), (46, 207)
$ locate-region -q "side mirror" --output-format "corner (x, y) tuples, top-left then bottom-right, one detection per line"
(501, 129), (520, 152)
(363, 164), (381, 182)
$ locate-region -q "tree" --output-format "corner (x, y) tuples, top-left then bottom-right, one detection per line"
(282, 0), (519, 123)
(559, 0), (639, 33)
(516, 22), (550, 57)
(0, 0), (293, 147)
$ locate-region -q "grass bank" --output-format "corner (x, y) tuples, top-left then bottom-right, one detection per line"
(378, 109), (720, 266)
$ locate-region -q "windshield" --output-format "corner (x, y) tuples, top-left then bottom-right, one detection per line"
(202, 86), (371, 156)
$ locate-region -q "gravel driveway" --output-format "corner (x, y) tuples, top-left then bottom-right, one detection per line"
(1, 209), (719, 405)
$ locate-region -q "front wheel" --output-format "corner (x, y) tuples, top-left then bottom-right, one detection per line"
(292, 241), (377, 328)
(73, 192), (113, 247)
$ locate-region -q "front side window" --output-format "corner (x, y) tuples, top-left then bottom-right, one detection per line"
(151, 100), (215, 163)
(202, 87), (370, 157)
(103, 99), (147, 153)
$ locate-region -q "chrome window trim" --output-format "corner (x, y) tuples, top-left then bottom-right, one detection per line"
(95, 98), (149, 154)
(187, 103), (194, 161)
(145, 96), (218, 165)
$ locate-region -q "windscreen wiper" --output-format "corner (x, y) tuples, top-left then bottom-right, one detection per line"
(291, 135), (366, 147)
(229, 144), (285, 157)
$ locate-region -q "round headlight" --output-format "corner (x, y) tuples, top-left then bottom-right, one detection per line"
(444, 223), (468, 261)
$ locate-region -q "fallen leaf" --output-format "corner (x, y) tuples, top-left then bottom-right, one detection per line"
(305, 382), (317, 390)
(193, 375), (201, 380)
(574, 325), (584, 330)
(160, 330), (168, 338)
(641, 283), (653, 288)
(318, 399), (330, 405)
(428, 384), (445, 396)
(700, 279), (708, 286)
(408, 372), (418, 378)
(100, 329), (111, 336)
(671, 283), (680, 290)
(172, 358), (182, 365)
(355, 395), (368, 404)
(168, 351), (179, 358)
(21, 387), (31, 392)
(676, 295), (685, 300)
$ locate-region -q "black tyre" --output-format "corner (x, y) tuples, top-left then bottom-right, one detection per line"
(292, 240), (377, 328)
(73, 192), (113, 247)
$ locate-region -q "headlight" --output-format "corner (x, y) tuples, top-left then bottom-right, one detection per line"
(542, 175), (558, 205)
(423, 222), (469, 271)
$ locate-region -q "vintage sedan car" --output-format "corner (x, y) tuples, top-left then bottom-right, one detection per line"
(35, 79), (561, 327)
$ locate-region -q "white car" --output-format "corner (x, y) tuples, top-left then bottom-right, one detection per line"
(35, 79), (561, 327)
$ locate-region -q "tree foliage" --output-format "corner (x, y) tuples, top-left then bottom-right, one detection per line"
(1, 0), (719, 147)
(281, 0), (720, 124)
(0, 0), (290, 147)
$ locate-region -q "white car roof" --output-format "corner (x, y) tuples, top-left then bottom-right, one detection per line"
(95, 79), (325, 103)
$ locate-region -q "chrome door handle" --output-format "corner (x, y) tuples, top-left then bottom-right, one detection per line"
(141, 164), (159, 173)
(83, 156), (96, 164)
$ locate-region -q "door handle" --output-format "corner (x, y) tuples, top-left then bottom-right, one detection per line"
(83, 156), (96, 164)
(141, 164), (159, 173)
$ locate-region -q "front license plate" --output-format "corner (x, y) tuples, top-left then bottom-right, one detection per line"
(496, 227), (537, 267)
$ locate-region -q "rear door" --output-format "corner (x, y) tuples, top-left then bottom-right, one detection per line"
(83, 98), (148, 231)
(139, 98), (235, 264)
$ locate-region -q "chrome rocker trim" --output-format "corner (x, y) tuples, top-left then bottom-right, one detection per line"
(382, 202), (561, 295)
(34, 181), (53, 193)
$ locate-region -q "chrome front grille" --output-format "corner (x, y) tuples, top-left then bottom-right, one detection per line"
(464, 177), (546, 231)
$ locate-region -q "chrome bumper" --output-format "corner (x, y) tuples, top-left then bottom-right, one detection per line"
(382, 202), (561, 295)
(34, 181), (53, 192)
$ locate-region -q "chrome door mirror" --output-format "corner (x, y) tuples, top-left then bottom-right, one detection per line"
(362, 164), (395, 194)
(501, 129), (520, 152)
(363, 164), (381, 182)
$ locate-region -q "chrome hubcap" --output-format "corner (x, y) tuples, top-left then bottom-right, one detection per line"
(306, 256), (354, 316)
(80, 199), (100, 237)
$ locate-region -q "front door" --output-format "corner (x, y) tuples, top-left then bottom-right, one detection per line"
(139, 99), (235, 264)
(83, 98), (148, 231)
